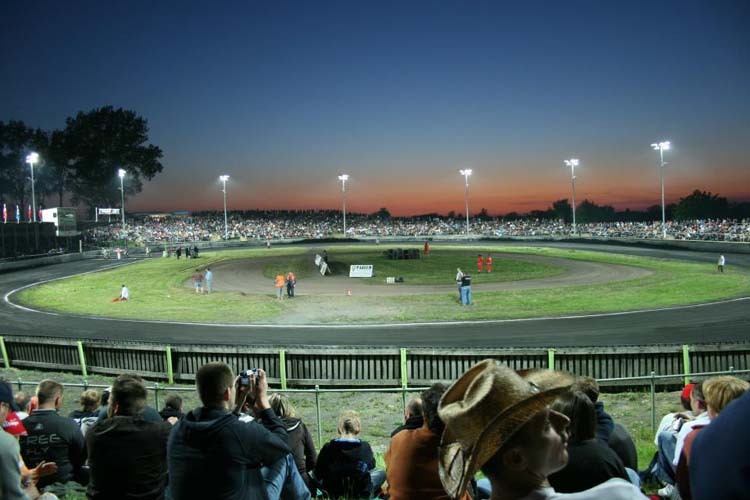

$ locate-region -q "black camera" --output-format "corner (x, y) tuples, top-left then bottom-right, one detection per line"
(239, 369), (259, 387)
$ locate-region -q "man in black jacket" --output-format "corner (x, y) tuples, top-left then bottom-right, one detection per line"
(167, 363), (309, 500)
(87, 374), (174, 500)
(21, 379), (86, 488)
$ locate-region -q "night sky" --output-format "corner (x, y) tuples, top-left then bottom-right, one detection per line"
(2, 0), (748, 216)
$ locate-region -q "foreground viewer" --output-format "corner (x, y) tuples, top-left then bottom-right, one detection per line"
(438, 359), (647, 499)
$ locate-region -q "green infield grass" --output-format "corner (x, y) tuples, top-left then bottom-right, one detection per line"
(14, 245), (750, 324)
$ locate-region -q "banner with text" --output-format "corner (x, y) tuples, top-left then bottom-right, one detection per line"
(349, 265), (374, 278)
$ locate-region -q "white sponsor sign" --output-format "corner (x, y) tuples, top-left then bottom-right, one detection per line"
(349, 265), (373, 278)
(315, 254), (322, 266)
(319, 261), (329, 276)
(98, 208), (121, 215)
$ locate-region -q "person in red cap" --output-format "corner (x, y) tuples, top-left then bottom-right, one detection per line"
(477, 254), (483, 273)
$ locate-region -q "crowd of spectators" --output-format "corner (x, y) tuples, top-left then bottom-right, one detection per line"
(84, 211), (750, 247)
(1, 361), (749, 500)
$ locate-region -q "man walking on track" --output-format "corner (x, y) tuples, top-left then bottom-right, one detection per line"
(477, 254), (483, 273)
(485, 254), (493, 273)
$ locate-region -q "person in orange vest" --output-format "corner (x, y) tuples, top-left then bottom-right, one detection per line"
(485, 254), (493, 273)
(424, 240), (430, 256)
(274, 274), (285, 300)
(477, 254), (483, 273)
(286, 271), (297, 298)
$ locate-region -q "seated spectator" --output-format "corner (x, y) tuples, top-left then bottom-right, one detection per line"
(437, 359), (646, 500)
(390, 396), (423, 437)
(385, 383), (470, 500)
(573, 376), (638, 470)
(87, 374), (173, 500)
(98, 386), (162, 423)
(14, 392), (31, 420)
(548, 391), (630, 493)
(68, 389), (100, 420)
(168, 363), (309, 500)
(690, 388), (750, 500)
(313, 410), (385, 499)
(269, 393), (317, 490)
(675, 376), (749, 500)
(21, 380), (86, 488)
(159, 394), (185, 421)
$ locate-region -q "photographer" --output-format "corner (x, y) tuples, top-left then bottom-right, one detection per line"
(167, 363), (309, 500)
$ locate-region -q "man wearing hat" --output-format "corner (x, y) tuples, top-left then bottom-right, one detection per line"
(438, 360), (646, 499)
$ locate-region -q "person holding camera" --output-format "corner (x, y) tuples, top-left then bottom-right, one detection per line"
(167, 363), (310, 500)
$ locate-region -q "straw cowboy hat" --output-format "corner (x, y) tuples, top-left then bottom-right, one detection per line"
(438, 359), (574, 499)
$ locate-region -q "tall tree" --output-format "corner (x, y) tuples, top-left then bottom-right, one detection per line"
(61, 106), (163, 209)
(673, 190), (729, 220)
(552, 199), (572, 222)
(0, 120), (49, 209)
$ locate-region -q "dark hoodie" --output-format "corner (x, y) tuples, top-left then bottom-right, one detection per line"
(167, 407), (290, 500)
(280, 416), (317, 484)
(314, 438), (375, 499)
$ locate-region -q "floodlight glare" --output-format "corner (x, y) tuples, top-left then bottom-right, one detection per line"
(219, 175), (230, 239)
(651, 140), (672, 239)
(26, 152), (40, 222)
(117, 169), (127, 228)
(338, 173), (350, 235)
(564, 158), (580, 233)
(118, 168), (126, 178)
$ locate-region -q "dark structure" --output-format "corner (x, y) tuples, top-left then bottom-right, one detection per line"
(0, 223), (59, 259)
(384, 248), (421, 260)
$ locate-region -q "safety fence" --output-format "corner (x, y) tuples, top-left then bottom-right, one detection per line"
(2, 367), (748, 449)
(1, 335), (749, 389)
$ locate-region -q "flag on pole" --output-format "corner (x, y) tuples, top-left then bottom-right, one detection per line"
(15, 205), (20, 223)
(27, 205), (32, 222)
(2, 203), (7, 224)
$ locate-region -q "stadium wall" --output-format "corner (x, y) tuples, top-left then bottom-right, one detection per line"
(2, 336), (748, 388)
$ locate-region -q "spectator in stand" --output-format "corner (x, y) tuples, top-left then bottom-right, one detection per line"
(547, 391), (631, 493)
(269, 393), (317, 491)
(159, 394), (185, 421)
(437, 360), (646, 500)
(674, 376), (749, 500)
(385, 383), (469, 500)
(86, 374), (174, 500)
(573, 377), (637, 471)
(14, 392), (30, 420)
(390, 397), (423, 437)
(690, 388), (750, 500)
(646, 382), (706, 491)
(168, 362), (309, 500)
(68, 390), (100, 420)
(21, 380), (86, 488)
(313, 410), (385, 499)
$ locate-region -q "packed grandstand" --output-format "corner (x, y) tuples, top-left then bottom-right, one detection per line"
(84, 212), (750, 246)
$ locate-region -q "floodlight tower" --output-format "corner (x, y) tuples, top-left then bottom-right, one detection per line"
(564, 158), (579, 233)
(338, 174), (349, 236)
(219, 175), (230, 240)
(459, 169), (472, 235)
(651, 141), (671, 239)
(26, 152), (39, 222)
(118, 169), (127, 228)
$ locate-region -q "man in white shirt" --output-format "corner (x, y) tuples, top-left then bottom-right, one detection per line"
(717, 254), (725, 273)
(120, 285), (130, 301)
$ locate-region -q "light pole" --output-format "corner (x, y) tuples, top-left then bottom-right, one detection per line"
(564, 158), (579, 233)
(219, 175), (230, 240)
(651, 141), (671, 239)
(459, 169), (472, 235)
(26, 152), (39, 222)
(118, 169), (126, 228)
(338, 174), (349, 236)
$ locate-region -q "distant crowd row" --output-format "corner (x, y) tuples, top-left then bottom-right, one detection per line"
(85, 214), (750, 245)
(1, 362), (749, 500)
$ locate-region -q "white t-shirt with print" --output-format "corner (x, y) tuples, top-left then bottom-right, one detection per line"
(518, 479), (647, 500)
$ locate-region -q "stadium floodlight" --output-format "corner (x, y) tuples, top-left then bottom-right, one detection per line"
(651, 141), (671, 239)
(564, 158), (580, 233)
(338, 174), (349, 236)
(117, 169), (127, 228)
(26, 152), (40, 222)
(459, 169), (472, 235)
(219, 175), (230, 240)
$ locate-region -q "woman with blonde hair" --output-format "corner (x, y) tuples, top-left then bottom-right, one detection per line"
(269, 393), (316, 491)
(313, 410), (385, 499)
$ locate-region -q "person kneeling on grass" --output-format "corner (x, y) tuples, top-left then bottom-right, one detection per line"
(113, 284), (129, 302)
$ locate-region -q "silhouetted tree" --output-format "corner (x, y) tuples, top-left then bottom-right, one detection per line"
(0, 120), (49, 209)
(552, 199), (572, 223)
(61, 106), (163, 209)
(673, 190), (729, 220)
